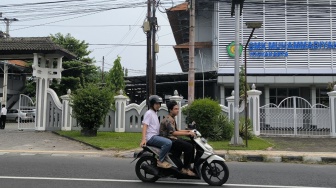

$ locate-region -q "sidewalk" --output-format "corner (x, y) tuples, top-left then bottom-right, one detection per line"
(1, 123), (336, 164)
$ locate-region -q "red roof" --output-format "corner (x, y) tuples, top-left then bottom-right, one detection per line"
(8, 60), (28, 67)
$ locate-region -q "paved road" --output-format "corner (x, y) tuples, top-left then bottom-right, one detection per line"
(0, 155), (335, 188)
(1, 123), (336, 164)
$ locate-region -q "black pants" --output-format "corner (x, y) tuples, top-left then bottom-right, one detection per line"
(170, 138), (195, 170)
(0, 115), (6, 129)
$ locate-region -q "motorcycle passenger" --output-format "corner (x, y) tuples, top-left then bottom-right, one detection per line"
(140, 95), (172, 168)
(160, 100), (196, 176)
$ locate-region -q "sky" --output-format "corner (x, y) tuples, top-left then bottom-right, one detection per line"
(1, 0), (186, 76)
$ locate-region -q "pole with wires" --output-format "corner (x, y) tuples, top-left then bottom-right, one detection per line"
(152, 0), (157, 95)
(0, 17), (18, 107)
(145, 0), (152, 108)
(188, 0), (195, 104)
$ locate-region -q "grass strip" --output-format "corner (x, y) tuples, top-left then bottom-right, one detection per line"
(56, 131), (273, 151)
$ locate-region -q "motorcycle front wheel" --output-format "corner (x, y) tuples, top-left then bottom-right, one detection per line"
(201, 160), (229, 186)
(135, 155), (160, 183)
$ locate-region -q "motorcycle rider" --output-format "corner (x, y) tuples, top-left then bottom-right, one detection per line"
(140, 95), (172, 168)
(160, 100), (196, 176)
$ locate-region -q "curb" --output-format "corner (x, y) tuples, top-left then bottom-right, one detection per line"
(131, 151), (336, 164)
(224, 154), (336, 164)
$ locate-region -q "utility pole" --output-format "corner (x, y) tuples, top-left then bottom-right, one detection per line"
(152, 0), (157, 95)
(0, 17), (18, 37)
(146, 0), (152, 107)
(145, 0), (159, 106)
(102, 56), (105, 82)
(0, 17), (18, 107)
(188, 0), (195, 104)
(230, 0), (244, 146)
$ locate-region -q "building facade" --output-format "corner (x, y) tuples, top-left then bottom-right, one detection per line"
(216, 0), (336, 107)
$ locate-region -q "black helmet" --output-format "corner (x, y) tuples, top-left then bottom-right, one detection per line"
(149, 95), (163, 107)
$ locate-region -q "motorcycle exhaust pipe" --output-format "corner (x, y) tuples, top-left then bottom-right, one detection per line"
(141, 164), (159, 176)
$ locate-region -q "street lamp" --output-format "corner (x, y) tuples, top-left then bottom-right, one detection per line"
(244, 21), (262, 147)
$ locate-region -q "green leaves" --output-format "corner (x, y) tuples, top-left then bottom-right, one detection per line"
(182, 98), (222, 139)
(105, 56), (125, 95)
(50, 33), (92, 61)
(71, 84), (113, 131)
(48, 33), (100, 96)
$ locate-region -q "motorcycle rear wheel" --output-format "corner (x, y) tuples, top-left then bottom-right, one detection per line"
(201, 160), (229, 186)
(135, 155), (160, 183)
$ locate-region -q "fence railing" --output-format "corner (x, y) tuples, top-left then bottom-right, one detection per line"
(260, 97), (331, 136)
(41, 84), (336, 137)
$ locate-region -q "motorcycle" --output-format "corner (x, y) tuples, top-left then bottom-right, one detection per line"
(132, 129), (229, 186)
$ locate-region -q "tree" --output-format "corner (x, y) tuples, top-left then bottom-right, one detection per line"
(50, 33), (92, 62)
(49, 33), (99, 96)
(182, 98), (222, 139)
(22, 80), (36, 102)
(71, 84), (113, 136)
(239, 66), (250, 97)
(106, 56), (125, 94)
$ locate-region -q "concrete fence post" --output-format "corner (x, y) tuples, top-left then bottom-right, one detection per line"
(327, 85), (336, 137)
(60, 89), (72, 131)
(247, 84), (262, 136)
(226, 90), (235, 121)
(169, 90), (183, 130)
(114, 90), (128, 132)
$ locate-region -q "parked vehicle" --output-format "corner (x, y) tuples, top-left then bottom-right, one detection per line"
(132, 129), (229, 186)
(6, 109), (34, 122)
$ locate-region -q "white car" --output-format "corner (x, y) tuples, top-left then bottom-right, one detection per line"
(6, 109), (35, 122)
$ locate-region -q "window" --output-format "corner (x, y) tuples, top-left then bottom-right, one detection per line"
(316, 88), (329, 106)
(269, 88), (300, 105)
(224, 88), (234, 106)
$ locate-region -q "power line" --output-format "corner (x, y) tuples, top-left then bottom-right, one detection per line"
(104, 7), (146, 57)
(3, 0), (336, 22)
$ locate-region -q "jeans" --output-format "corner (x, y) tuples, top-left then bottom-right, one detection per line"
(147, 135), (172, 162)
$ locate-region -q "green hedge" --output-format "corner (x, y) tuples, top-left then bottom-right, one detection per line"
(71, 84), (113, 131)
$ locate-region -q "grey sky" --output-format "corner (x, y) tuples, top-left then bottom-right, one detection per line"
(1, 0), (185, 76)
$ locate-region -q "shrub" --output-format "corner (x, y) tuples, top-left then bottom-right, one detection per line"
(182, 98), (221, 138)
(209, 114), (234, 141)
(239, 117), (254, 139)
(71, 84), (113, 135)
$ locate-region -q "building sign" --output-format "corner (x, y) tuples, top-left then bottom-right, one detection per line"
(227, 41), (243, 57)
(249, 41), (336, 58)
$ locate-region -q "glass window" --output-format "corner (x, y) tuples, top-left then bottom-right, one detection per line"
(288, 88), (299, 96)
(270, 97), (277, 104)
(277, 88), (287, 97)
(224, 88), (234, 106)
(316, 88), (329, 106)
(270, 88), (276, 96)
(268, 88), (302, 105)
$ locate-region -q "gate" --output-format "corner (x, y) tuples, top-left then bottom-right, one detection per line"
(260, 97), (331, 136)
(18, 94), (36, 130)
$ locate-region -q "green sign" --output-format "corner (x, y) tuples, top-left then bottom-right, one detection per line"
(227, 41), (243, 57)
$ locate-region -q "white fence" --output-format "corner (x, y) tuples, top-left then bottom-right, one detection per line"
(260, 97), (331, 136)
(36, 85), (336, 137)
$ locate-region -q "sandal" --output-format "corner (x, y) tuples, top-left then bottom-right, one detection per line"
(157, 161), (172, 168)
(186, 169), (196, 176)
(181, 168), (196, 176)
